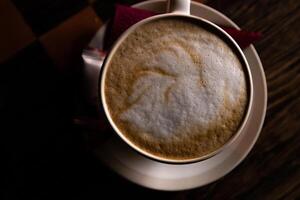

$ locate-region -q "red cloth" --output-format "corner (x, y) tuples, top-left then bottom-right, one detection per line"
(222, 27), (262, 49)
(104, 4), (261, 50)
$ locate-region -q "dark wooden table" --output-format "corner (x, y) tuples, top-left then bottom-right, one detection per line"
(195, 1), (300, 199)
(2, 0), (300, 199)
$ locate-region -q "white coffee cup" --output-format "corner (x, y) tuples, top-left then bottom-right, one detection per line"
(98, 0), (253, 164)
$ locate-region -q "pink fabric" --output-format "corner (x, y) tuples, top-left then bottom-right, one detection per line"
(104, 4), (155, 49)
(104, 4), (261, 50)
(222, 27), (262, 49)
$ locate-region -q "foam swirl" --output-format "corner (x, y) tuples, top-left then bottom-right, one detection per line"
(104, 19), (247, 159)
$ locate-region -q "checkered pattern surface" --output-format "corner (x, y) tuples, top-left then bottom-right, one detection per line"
(2, 0), (100, 67)
(0, 0), (205, 66)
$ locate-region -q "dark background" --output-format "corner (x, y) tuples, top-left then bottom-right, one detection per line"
(2, 0), (300, 199)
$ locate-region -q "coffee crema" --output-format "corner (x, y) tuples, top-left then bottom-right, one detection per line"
(103, 18), (248, 161)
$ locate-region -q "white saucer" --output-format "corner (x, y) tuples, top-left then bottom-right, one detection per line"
(86, 0), (267, 191)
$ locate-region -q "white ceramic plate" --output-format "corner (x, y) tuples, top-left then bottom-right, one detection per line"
(86, 0), (267, 191)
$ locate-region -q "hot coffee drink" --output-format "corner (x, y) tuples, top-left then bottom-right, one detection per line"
(103, 18), (248, 161)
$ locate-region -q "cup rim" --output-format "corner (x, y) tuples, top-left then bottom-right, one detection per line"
(99, 13), (254, 164)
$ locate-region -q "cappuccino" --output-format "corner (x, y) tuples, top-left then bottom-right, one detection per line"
(103, 18), (248, 161)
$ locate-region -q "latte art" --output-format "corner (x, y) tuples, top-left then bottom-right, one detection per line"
(104, 19), (248, 160)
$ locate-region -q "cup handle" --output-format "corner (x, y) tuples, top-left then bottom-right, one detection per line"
(167, 0), (190, 14)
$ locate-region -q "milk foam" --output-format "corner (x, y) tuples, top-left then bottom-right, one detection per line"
(118, 28), (246, 139)
(105, 19), (247, 160)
